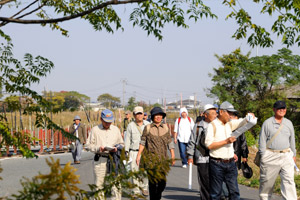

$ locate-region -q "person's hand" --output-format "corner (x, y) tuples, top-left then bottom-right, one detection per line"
(171, 157), (175, 166)
(136, 154), (141, 166)
(226, 137), (236, 144)
(174, 138), (177, 144)
(188, 158), (193, 165)
(242, 157), (248, 162)
(293, 156), (296, 163)
(100, 146), (105, 152)
(234, 154), (238, 162)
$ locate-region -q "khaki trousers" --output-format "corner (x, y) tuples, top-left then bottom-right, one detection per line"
(259, 149), (297, 200)
(93, 157), (122, 200)
(129, 151), (148, 194)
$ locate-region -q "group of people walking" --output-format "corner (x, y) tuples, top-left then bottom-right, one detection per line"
(68, 100), (297, 200)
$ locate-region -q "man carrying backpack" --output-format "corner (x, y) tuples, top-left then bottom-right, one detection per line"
(187, 104), (218, 200)
(174, 107), (195, 168)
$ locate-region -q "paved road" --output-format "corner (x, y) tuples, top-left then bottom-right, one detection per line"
(0, 151), (281, 199)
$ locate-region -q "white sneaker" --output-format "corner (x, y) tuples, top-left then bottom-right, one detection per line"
(182, 164), (187, 168)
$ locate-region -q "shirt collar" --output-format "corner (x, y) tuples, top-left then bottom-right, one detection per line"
(272, 116), (285, 124)
(151, 123), (163, 128)
(99, 124), (111, 130)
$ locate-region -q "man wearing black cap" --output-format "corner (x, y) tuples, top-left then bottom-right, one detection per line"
(258, 101), (297, 200)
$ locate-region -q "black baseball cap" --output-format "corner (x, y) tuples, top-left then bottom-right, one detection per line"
(273, 101), (286, 109)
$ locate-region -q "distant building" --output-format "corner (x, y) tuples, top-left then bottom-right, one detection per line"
(82, 101), (122, 111)
(275, 84), (300, 101)
(166, 97), (202, 110)
(82, 102), (105, 112)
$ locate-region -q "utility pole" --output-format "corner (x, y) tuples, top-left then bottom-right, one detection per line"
(50, 91), (53, 148)
(194, 93), (196, 108)
(19, 94), (23, 130)
(180, 93), (183, 108)
(176, 93), (178, 109)
(121, 79), (127, 107)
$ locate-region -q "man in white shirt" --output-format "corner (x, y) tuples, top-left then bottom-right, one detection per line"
(174, 107), (195, 168)
(205, 101), (254, 200)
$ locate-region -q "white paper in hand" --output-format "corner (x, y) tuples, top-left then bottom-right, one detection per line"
(105, 146), (115, 151)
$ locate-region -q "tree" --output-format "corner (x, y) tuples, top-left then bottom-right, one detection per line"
(1, 1), (300, 47)
(126, 97), (137, 111)
(208, 48), (300, 137)
(63, 96), (80, 111)
(0, 41), (76, 158)
(0, 0), (216, 41)
(97, 93), (120, 108)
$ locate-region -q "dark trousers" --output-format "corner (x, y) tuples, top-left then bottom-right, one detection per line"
(178, 141), (188, 165)
(209, 158), (240, 200)
(197, 163), (210, 200)
(149, 179), (166, 200)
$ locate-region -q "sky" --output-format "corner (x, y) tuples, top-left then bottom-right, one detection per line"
(2, 1), (300, 106)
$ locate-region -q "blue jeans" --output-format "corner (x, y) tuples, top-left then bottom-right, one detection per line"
(178, 141), (188, 165)
(209, 158), (240, 200)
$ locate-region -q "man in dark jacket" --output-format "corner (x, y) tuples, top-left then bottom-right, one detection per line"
(187, 104), (218, 200)
(69, 115), (87, 164)
(231, 112), (249, 169)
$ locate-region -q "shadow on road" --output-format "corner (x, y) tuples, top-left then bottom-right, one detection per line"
(163, 186), (199, 199)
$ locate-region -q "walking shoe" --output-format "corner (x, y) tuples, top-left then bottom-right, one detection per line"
(182, 164), (187, 168)
(74, 161), (80, 164)
(142, 190), (149, 196)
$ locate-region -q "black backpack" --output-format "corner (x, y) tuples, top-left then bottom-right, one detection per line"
(195, 124), (210, 157)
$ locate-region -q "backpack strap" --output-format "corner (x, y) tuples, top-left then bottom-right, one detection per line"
(210, 121), (217, 137)
(178, 117), (181, 125)
(178, 117), (191, 124)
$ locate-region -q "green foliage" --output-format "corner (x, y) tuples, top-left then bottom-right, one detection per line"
(208, 48), (300, 137)
(126, 97), (137, 111)
(152, 103), (162, 108)
(10, 157), (80, 200)
(140, 149), (172, 184)
(0, 41), (77, 158)
(2, 1), (300, 46)
(42, 91), (90, 112)
(245, 130), (256, 147)
(0, 0), (216, 41)
(97, 93), (120, 108)
(223, 0), (300, 47)
(4, 149), (173, 199)
(63, 95), (80, 111)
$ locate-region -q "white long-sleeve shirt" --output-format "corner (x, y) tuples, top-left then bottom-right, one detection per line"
(205, 118), (246, 159)
(174, 117), (195, 143)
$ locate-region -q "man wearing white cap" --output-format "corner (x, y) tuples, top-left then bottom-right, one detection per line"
(174, 107), (195, 168)
(125, 106), (150, 196)
(187, 104), (218, 200)
(69, 115), (86, 164)
(205, 101), (255, 200)
(86, 109), (124, 200)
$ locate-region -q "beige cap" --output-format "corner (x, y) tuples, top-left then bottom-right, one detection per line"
(125, 110), (131, 115)
(133, 106), (143, 114)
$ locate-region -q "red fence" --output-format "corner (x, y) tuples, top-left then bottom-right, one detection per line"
(3, 127), (92, 154)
